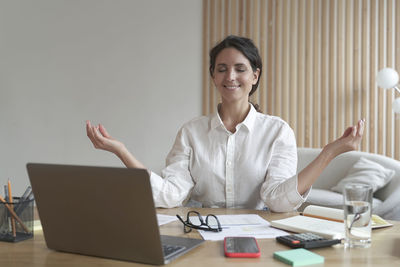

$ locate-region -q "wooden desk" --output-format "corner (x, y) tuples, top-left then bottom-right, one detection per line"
(1, 207), (399, 266)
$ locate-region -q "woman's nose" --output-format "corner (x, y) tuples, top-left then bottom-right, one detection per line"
(226, 69), (236, 81)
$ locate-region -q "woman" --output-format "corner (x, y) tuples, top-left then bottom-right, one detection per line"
(86, 35), (364, 212)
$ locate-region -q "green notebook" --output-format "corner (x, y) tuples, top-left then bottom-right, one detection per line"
(273, 248), (324, 266)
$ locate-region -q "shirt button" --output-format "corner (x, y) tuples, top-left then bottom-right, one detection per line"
(227, 161), (232, 166)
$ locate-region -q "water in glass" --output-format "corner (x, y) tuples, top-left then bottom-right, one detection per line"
(344, 200), (371, 248)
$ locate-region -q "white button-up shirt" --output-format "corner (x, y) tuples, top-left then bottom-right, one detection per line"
(150, 105), (309, 211)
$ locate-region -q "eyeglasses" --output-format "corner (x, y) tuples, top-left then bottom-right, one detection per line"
(176, 211), (222, 233)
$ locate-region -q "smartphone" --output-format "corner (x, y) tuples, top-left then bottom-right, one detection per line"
(224, 236), (261, 258)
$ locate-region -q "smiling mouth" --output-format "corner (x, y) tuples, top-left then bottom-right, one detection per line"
(224, 85), (240, 90)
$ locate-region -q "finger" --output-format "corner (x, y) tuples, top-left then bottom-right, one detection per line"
(86, 120), (95, 139)
(357, 119), (365, 137)
(89, 125), (100, 143)
(88, 123), (104, 144)
(87, 125), (100, 148)
(92, 125), (104, 141)
(86, 121), (97, 139)
(351, 125), (357, 137)
(342, 126), (353, 138)
(86, 120), (92, 135)
(99, 124), (111, 138)
(92, 130), (106, 149)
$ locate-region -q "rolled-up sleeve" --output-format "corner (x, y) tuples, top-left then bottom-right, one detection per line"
(150, 127), (195, 208)
(260, 124), (310, 212)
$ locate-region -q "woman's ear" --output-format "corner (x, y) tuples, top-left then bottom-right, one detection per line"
(252, 68), (261, 85)
(209, 67), (215, 79)
(211, 74), (217, 87)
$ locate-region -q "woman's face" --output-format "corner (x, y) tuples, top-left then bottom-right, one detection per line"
(212, 47), (260, 105)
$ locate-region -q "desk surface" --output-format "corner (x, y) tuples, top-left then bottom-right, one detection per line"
(1, 207), (399, 266)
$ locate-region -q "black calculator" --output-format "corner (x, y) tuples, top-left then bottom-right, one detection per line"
(276, 233), (342, 249)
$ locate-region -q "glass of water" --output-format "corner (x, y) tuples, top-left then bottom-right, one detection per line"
(343, 183), (373, 248)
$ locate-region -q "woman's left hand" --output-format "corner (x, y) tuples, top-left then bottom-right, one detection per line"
(297, 119), (365, 194)
(323, 119), (365, 158)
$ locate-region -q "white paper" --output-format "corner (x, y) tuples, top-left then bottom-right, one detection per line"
(157, 214), (178, 226)
(271, 215), (345, 239)
(303, 205), (344, 221)
(188, 214), (268, 227)
(189, 214), (289, 241)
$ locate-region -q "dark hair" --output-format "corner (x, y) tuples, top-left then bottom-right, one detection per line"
(209, 35), (263, 99)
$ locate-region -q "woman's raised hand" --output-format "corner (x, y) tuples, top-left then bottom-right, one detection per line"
(297, 119), (365, 194)
(86, 120), (147, 169)
(323, 119), (365, 158)
(86, 120), (125, 155)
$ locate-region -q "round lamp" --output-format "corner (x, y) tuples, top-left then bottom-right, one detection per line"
(376, 68), (400, 113)
(377, 68), (399, 89)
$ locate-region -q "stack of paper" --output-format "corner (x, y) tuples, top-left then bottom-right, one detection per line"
(190, 214), (288, 241)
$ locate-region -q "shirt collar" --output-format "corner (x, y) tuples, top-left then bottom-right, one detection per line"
(241, 104), (257, 132)
(210, 107), (223, 130)
(210, 103), (258, 132)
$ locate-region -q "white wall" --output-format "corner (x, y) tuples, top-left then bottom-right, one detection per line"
(0, 0), (203, 195)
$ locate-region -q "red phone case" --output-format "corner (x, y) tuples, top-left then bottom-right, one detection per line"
(224, 237), (261, 258)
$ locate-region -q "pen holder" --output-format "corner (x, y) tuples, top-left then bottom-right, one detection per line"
(0, 197), (34, 242)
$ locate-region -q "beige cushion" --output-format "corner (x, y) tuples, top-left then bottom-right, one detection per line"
(331, 157), (395, 193)
(375, 187), (400, 220)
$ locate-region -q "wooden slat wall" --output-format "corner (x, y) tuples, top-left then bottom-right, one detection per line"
(202, 0), (400, 160)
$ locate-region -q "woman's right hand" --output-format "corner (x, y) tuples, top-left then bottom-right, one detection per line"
(86, 120), (125, 155)
(86, 120), (147, 170)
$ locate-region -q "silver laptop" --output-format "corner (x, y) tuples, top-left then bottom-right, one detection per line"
(26, 163), (204, 265)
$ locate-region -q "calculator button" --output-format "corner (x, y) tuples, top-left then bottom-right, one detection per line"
(276, 233), (342, 249)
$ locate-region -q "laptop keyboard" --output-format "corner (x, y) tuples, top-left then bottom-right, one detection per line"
(162, 244), (186, 258)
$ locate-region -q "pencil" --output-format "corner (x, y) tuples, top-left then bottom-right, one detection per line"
(8, 180), (16, 237)
(0, 195), (30, 234)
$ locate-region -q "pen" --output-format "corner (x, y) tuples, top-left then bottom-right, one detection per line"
(14, 186), (32, 215)
(0, 195), (30, 233)
(8, 180), (16, 237)
(20, 186), (32, 202)
(15, 190), (33, 216)
(4, 185), (8, 201)
(4, 185), (10, 235)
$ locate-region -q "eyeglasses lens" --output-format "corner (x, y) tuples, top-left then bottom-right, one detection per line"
(187, 211), (203, 226)
(206, 215), (220, 230)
